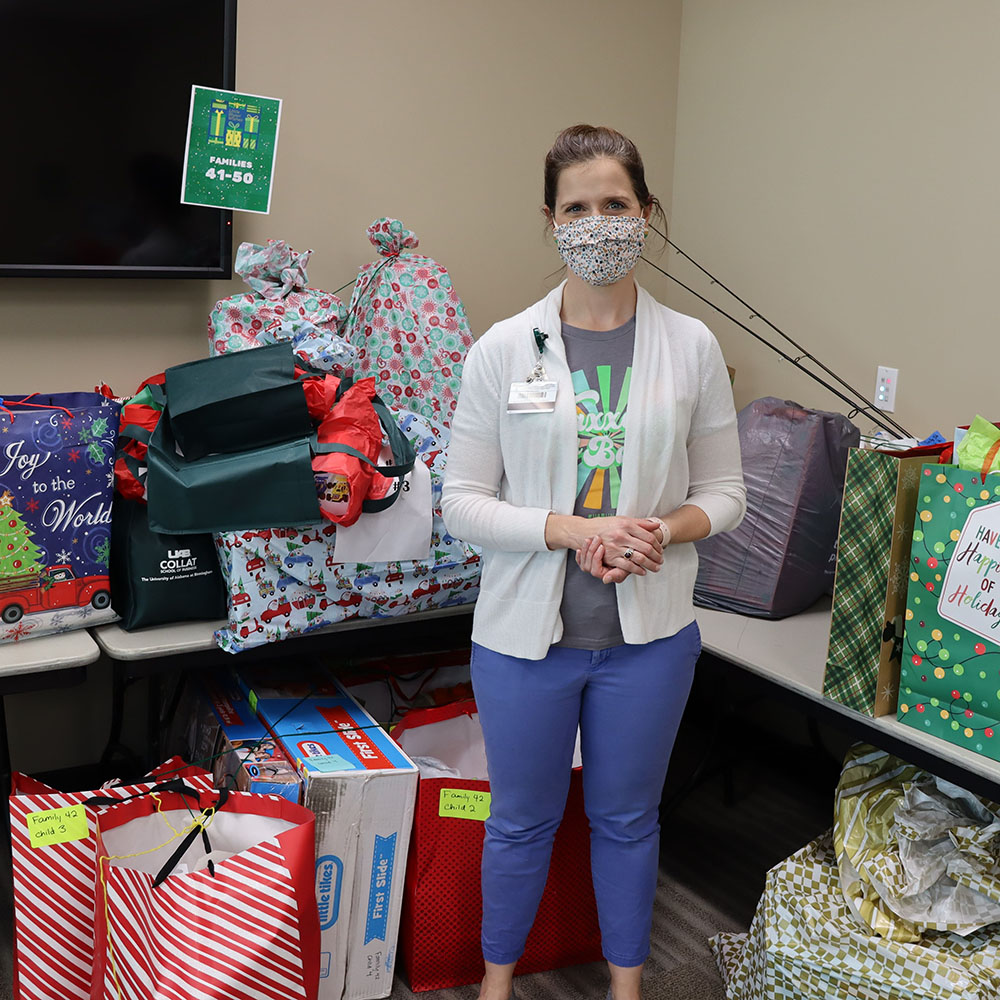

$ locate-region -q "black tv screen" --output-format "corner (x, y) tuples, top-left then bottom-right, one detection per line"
(0, 0), (237, 278)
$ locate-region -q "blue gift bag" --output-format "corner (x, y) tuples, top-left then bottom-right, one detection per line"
(0, 392), (121, 643)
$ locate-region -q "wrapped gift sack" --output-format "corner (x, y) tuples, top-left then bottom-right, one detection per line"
(341, 218), (474, 429)
(9, 760), (213, 1000)
(110, 496), (227, 630)
(213, 407), (480, 654)
(208, 239), (355, 372)
(93, 787), (320, 1000)
(711, 834), (1000, 1000)
(824, 451), (926, 716)
(695, 397), (858, 618)
(0, 391), (120, 644)
(391, 700), (602, 991)
(834, 744), (1000, 944)
(897, 465), (1000, 761)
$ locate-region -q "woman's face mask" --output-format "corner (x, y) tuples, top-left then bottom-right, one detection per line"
(552, 214), (647, 287)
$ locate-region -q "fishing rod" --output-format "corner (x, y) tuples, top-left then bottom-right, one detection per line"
(645, 226), (912, 438)
(639, 248), (910, 438)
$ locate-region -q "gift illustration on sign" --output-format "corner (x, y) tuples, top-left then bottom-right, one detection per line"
(898, 465), (1000, 759)
(0, 394), (120, 643)
(207, 97), (260, 150)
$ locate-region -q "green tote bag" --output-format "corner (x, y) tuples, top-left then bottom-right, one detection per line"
(144, 413), (322, 534)
(164, 342), (313, 461)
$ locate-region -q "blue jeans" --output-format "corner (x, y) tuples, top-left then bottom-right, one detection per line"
(471, 622), (701, 968)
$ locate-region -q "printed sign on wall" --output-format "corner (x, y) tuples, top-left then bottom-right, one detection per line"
(181, 86), (282, 214)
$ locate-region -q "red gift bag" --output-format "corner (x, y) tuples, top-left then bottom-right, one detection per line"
(92, 787), (320, 1000)
(9, 759), (213, 1000)
(392, 701), (602, 991)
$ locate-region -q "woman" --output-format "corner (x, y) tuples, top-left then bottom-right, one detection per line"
(442, 125), (746, 1000)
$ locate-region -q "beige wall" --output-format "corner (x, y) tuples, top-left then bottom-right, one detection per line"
(669, 0), (999, 438)
(0, 1), (684, 771)
(0, 0), (683, 397)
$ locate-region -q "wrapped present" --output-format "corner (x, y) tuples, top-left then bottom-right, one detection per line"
(824, 450), (926, 716)
(834, 743), (1000, 944)
(93, 787), (320, 1000)
(341, 218), (474, 428)
(711, 834), (1000, 1000)
(208, 239), (356, 372)
(0, 391), (120, 643)
(897, 465), (1000, 760)
(213, 408), (480, 653)
(10, 759), (214, 1000)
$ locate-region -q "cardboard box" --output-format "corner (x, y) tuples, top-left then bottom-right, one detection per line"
(192, 675), (302, 800)
(239, 669), (418, 1000)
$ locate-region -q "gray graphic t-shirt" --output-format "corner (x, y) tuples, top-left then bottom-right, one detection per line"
(555, 316), (636, 650)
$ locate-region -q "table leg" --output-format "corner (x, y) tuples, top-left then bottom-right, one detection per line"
(0, 695), (10, 799)
(147, 674), (162, 769)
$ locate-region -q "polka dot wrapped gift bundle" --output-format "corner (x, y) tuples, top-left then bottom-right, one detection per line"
(898, 464), (1000, 758)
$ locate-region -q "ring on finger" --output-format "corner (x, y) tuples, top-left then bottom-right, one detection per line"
(622, 547), (635, 561)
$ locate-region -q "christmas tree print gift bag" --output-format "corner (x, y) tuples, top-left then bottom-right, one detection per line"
(341, 218), (475, 429)
(0, 392), (120, 644)
(898, 465), (1000, 760)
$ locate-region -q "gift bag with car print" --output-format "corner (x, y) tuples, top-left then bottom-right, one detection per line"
(213, 406), (480, 653)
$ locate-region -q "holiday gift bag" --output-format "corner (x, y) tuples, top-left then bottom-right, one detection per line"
(898, 465), (1000, 760)
(0, 391), (120, 644)
(208, 239), (353, 367)
(93, 788), (320, 1000)
(9, 760), (213, 1000)
(110, 496), (227, 630)
(392, 701), (601, 991)
(824, 450), (927, 716)
(341, 218), (475, 429)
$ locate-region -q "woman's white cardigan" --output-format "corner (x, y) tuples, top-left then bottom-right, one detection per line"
(442, 281), (746, 660)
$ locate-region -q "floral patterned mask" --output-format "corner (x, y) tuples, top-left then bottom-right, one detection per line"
(552, 214), (647, 287)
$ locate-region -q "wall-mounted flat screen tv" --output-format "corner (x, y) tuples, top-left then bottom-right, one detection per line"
(0, 0), (237, 278)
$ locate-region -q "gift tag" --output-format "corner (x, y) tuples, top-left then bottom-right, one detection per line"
(507, 380), (557, 413)
(332, 457), (432, 563)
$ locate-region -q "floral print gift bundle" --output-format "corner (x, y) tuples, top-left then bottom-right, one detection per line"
(341, 219), (474, 429)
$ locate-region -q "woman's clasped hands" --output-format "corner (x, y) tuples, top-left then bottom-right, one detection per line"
(575, 516), (670, 585)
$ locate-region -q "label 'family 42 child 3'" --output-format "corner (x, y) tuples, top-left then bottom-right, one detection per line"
(898, 465), (1000, 760)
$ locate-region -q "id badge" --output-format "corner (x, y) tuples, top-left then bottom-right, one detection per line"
(507, 380), (558, 413)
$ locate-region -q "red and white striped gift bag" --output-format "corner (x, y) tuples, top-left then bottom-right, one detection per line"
(10, 760), (213, 1000)
(92, 788), (319, 1000)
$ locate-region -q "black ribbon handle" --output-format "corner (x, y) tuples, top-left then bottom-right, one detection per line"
(151, 786), (230, 888)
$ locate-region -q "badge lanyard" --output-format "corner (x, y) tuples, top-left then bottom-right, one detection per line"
(507, 328), (558, 413)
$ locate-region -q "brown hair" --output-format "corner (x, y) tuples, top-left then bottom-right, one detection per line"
(543, 124), (666, 235)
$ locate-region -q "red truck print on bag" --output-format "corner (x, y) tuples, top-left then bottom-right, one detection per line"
(0, 565), (110, 624)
